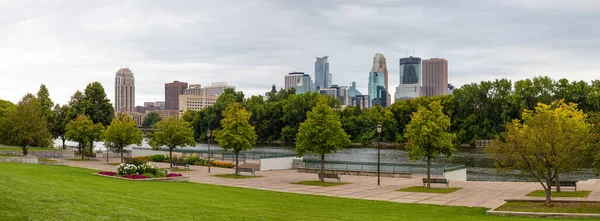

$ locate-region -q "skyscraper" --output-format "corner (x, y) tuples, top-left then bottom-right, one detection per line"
(284, 72), (304, 90)
(368, 72), (386, 107)
(296, 74), (316, 94)
(203, 82), (235, 96)
(165, 81), (188, 110)
(422, 58), (449, 96)
(399, 56), (421, 84)
(114, 68), (135, 113)
(315, 56), (330, 90)
(372, 53), (390, 105)
(348, 81), (362, 97)
(184, 84), (202, 95)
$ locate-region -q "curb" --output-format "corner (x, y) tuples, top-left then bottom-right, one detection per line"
(93, 173), (189, 182)
(487, 199), (600, 218)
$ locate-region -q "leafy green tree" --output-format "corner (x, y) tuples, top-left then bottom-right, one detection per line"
(0, 99), (15, 120)
(142, 112), (162, 127)
(104, 114), (143, 162)
(0, 94), (51, 155)
(296, 97), (350, 182)
(487, 100), (591, 205)
(36, 84), (54, 120)
(50, 104), (70, 149)
(66, 90), (86, 122)
(65, 114), (105, 159)
(148, 117), (195, 168)
(82, 82), (114, 126)
(404, 101), (456, 188)
(215, 102), (257, 174)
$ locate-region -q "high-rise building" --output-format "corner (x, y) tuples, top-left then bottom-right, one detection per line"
(372, 53), (390, 105)
(315, 56), (330, 90)
(395, 84), (421, 101)
(422, 58), (449, 96)
(348, 81), (362, 97)
(165, 81), (188, 110)
(296, 74), (316, 94)
(285, 72), (304, 90)
(184, 84), (202, 95)
(178, 94), (219, 117)
(114, 68), (135, 113)
(155, 101), (166, 110)
(352, 95), (370, 109)
(368, 72), (386, 107)
(448, 84), (455, 95)
(399, 56), (421, 84)
(203, 82), (235, 97)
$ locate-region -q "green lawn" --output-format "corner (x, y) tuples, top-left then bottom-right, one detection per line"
(398, 186), (463, 194)
(0, 163), (572, 221)
(39, 158), (57, 162)
(213, 173), (262, 179)
(292, 180), (351, 187)
(0, 154), (17, 157)
(496, 201), (600, 214)
(526, 190), (591, 197)
(0, 145), (59, 152)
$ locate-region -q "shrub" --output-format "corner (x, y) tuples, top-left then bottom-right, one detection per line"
(137, 162), (159, 175)
(125, 157), (148, 166)
(116, 163), (138, 175)
(155, 171), (166, 177)
(212, 161), (234, 168)
(149, 154), (166, 162)
(186, 156), (201, 165)
(141, 172), (156, 178)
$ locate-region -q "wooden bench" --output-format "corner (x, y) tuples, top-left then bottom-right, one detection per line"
(237, 167), (255, 176)
(423, 178), (450, 189)
(172, 161), (189, 170)
(551, 181), (578, 191)
(318, 173), (341, 183)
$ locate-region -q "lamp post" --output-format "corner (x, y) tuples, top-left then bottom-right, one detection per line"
(376, 122), (382, 186)
(207, 130), (212, 173)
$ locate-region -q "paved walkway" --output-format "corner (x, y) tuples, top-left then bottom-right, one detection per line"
(56, 158), (600, 209)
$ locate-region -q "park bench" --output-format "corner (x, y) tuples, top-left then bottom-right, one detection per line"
(422, 178), (450, 189)
(318, 173), (341, 183)
(550, 181), (578, 191)
(172, 161), (189, 170)
(236, 167), (256, 176)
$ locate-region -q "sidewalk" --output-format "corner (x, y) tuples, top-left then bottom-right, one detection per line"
(56, 158), (600, 209)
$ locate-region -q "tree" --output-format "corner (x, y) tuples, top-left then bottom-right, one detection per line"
(214, 102), (257, 174)
(404, 101), (456, 188)
(296, 97), (350, 182)
(36, 84), (54, 120)
(487, 100), (591, 205)
(0, 94), (51, 155)
(65, 114), (105, 159)
(50, 104), (70, 149)
(142, 112), (161, 127)
(82, 82), (114, 126)
(104, 114), (143, 162)
(148, 117), (195, 169)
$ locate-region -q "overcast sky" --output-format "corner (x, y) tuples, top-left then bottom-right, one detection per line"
(1, 0), (599, 105)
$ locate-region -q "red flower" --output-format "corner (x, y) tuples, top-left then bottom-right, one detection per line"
(166, 173), (182, 177)
(122, 174), (148, 179)
(98, 171), (117, 176)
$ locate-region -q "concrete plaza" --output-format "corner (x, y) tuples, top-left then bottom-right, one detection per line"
(57, 158), (600, 209)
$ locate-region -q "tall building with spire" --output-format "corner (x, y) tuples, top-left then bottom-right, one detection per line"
(372, 53), (390, 105)
(114, 68), (135, 113)
(315, 56), (330, 90)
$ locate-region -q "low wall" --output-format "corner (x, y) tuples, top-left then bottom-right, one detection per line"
(260, 157), (301, 171)
(0, 150), (74, 159)
(0, 156), (38, 164)
(443, 168), (467, 181)
(298, 168), (412, 178)
(96, 152), (131, 158)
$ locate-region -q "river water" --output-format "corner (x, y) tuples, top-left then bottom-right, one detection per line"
(57, 140), (599, 182)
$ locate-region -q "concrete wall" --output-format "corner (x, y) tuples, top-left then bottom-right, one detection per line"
(96, 152), (131, 158)
(260, 157), (301, 171)
(0, 156), (38, 164)
(0, 150), (74, 158)
(297, 168), (412, 178)
(443, 168), (467, 181)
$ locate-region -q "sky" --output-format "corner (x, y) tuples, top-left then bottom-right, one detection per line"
(1, 0), (600, 106)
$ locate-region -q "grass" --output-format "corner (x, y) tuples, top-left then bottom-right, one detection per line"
(213, 173), (263, 179)
(0, 145), (60, 152)
(292, 180), (351, 187)
(0, 163), (574, 221)
(496, 201), (600, 214)
(39, 158), (57, 162)
(0, 153), (18, 158)
(397, 186), (463, 194)
(525, 190), (591, 197)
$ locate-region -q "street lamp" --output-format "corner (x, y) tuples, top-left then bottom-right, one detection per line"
(376, 122), (382, 186)
(207, 130), (212, 173)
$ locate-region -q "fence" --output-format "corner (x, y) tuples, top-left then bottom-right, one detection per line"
(131, 147), (297, 163)
(302, 159), (465, 176)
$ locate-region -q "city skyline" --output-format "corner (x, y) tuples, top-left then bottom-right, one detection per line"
(1, 1), (599, 105)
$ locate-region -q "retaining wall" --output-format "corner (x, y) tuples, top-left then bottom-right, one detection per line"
(0, 150), (73, 159)
(0, 156), (38, 164)
(443, 168), (467, 181)
(260, 157), (301, 171)
(297, 168), (412, 178)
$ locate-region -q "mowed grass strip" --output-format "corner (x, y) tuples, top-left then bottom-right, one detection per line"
(292, 180), (350, 187)
(496, 201), (600, 214)
(0, 163), (567, 221)
(397, 186), (462, 194)
(0, 146), (60, 151)
(525, 190), (591, 198)
(213, 173), (262, 179)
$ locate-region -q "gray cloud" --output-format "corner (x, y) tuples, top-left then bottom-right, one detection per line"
(1, 0), (599, 105)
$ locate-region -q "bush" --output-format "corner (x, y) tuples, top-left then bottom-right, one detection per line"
(122, 174), (147, 179)
(116, 163), (138, 175)
(186, 156), (201, 165)
(212, 161), (234, 168)
(137, 162), (159, 175)
(149, 154), (166, 162)
(141, 172), (156, 178)
(125, 157), (148, 166)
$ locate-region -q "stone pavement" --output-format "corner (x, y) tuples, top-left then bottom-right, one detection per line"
(56, 158), (600, 209)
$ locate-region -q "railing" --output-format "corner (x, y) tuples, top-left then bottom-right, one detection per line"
(131, 147), (296, 162)
(302, 159), (465, 176)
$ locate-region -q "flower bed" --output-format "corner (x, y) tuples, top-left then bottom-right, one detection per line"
(122, 174), (148, 180)
(94, 172), (189, 182)
(98, 171), (116, 176)
(166, 173), (182, 177)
